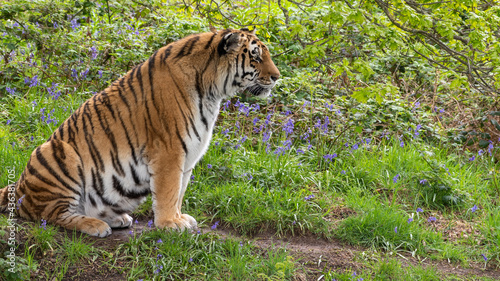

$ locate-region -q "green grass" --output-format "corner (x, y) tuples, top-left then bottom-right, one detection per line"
(113, 229), (295, 280)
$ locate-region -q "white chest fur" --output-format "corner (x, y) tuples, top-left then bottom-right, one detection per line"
(183, 99), (221, 172)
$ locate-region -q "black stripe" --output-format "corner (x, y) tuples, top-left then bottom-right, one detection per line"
(112, 175), (150, 199)
(148, 51), (163, 118)
(130, 164), (141, 185)
(93, 96), (119, 156)
(127, 67), (139, 104)
(100, 91), (116, 120)
(195, 71), (209, 130)
(89, 194), (97, 207)
(188, 115), (201, 141)
(174, 95), (192, 139)
(82, 111), (104, 173)
(57, 125), (65, 140)
(111, 151), (125, 176)
(51, 140), (79, 185)
(204, 34), (215, 49)
(116, 108), (138, 165)
(20, 203), (33, 220)
(175, 123), (188, 155)
(161, 45), (172, 65)
(175, 36), (200, 60)
(35, 147), (80, 195)
(26, 162), (67, 194)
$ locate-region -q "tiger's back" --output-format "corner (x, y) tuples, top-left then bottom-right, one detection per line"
(0, 28), (280, 237)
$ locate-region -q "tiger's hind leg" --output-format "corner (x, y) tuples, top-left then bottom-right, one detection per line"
(53, 213), (112, 237)
(101, 213), (133, 229)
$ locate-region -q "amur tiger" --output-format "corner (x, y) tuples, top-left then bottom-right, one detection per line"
(0, 28), (280, 237)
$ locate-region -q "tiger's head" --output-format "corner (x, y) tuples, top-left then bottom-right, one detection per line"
(217, 28), (280, 98)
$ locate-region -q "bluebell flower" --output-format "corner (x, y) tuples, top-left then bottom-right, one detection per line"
(394, 226), (397, 233)
(304, 194), (315, 201)
(211, 221), (219, 230)
(427, 217), (436, 222)
(207, 164), (212, 169)
(157, 239), (163, 243)
(147, 220), (153, 228)
(393, 174), (400, 183)
(407, 218), (413, 223)
(6, 87), (16, 95)
(40, 219), (47, 230)
(17, 195), (25, 210)
(416, 208), (423, 213)
(6, 120), (11, 125)
(470, 205), (478, 213)
(419, 179), (428, 185)
(481, 254), (488, 261)
(70, 18), (80, 30)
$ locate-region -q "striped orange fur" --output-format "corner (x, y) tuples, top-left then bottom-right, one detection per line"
(0, 28), (280, 237)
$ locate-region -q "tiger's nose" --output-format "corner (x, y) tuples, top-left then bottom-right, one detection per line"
(271, 74), (279, 82)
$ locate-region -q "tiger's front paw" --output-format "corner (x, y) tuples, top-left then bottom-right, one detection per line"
(155, 214), (197, 231)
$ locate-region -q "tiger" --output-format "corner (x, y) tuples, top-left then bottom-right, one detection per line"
(0, 28), (280, 237)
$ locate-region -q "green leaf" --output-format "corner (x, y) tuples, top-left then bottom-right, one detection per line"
(491, 119), (500, 131)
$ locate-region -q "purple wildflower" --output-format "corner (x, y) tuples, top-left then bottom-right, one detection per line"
(393, 174), (400, 183)
(157, 239), (163, 243)
(90, 46), (98, 60)
(400, 140), (404, 148)
(416, 208), (423, 213)
(147, 220), (153, 228)
(323, 154), (337, 162)
(207, 164), (212, 169)
(17, 195), (25, 210)
(419, 179), (428, 185)
(283, 118), (295, 136)
(427, 217), (436, 222)
(98, 70), (103, 78)
(481, 254), (488, 261)
(341, 170), (346, 175)
(70, 18), (80, 30)
(407, 218), (413, 223)
(394, 226), (398, 233)
(304, 194), (315, 201)
(6, 120), (11, 125)
(470, 205), (478, 213)
(189, 258), (193, 262)
(211, 221), (219, 230)
(40, 219), (47, 230)
(6, 87), (16, 95)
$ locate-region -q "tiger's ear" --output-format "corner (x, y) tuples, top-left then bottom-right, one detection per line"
(240, 27), (256, 35)
(218, 32), (242, 56)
